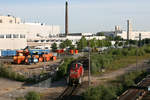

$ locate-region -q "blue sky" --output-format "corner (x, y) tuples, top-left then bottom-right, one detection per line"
(0, 0), (150, 33)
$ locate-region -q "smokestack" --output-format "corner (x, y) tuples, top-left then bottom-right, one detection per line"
(127, 20), (132, 40)
(65, 0), (68, 36)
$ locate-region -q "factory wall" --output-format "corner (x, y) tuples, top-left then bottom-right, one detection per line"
(0, 38), (27, 50)
(117, 31), (150, 40)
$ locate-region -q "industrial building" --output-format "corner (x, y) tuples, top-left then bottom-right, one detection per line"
(117, 20), (150, 40)
(0, 15), (60, 50)
(28, 32), (105, 49)
(0, 15), (105, 50)
(102, 20), (150, 40)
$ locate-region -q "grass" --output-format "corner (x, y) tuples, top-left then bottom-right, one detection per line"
(91, 45), (150, 74)
(107, 54), (150, 70)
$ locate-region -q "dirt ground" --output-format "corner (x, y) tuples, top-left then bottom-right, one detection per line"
(3, 59), (62, 78)
(0, 78), (67, 100)
(5, 59), (61, 71)
(90, 59), (150, 86)
(0, 59), (150, 100)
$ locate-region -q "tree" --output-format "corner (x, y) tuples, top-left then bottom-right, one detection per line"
(129, 40), (137, 45)
(106, 36), (113, 41)
(96, 32), (105, 36)
(124, 41), (129, 46)
(118, 42), (123, 47)
(51, 42), (57, 52)
(59, 42), (66, 49)
(25, 91), (40, 100)
(97, 40), (103, 47)
(114, 36), (122, 41)
(105, 40), (112, 47)
(64, 39), (72, 47)
(69, 45), (75, 50)
(89, 38), (97, 48)
(77, 36), (87, 50)
(114, 41), (119, 47)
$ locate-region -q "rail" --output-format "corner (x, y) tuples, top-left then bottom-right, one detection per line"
(118, 75), (150, 100)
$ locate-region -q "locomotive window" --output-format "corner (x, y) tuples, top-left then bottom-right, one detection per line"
(78, 63), (82, 67)
(71, 63), (79, 69)
(71, 64), (76, 69)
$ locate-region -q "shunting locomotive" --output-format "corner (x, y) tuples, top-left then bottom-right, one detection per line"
(67, 62), (84, 85)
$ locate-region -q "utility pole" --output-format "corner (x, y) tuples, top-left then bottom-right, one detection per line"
(136, 33), (141, 70)
(88, 39), (91, 86)
(136, 44), (138, 70)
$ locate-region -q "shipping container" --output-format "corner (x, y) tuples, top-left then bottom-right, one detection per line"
(30, 49), (50, 55)
(1, 50), (17, 56)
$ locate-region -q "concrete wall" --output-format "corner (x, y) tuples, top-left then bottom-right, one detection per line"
(0, 38), (27, 50)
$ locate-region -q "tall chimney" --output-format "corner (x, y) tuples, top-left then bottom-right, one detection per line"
(65, 0), (68, 36)
(127, 20), (132, 40)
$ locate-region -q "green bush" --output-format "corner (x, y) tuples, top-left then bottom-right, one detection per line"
(25, 91), (40, 100)
(138, 48), (145, 56)
(83, 85), (117, 100)
(0, 64), (26, 82)
(143, 45), (150, 53)
(121, 49), (128, 56)
(57, 57), (74, 79)
(83, 70), (148, 100)
(16, 97), (24, 100)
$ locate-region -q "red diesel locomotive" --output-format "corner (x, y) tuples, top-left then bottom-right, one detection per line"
(67, 62), (84, 85)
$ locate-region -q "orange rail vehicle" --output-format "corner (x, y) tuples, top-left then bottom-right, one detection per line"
(13, 50), (26, 64)
(42, 53), (53, 62)
(13, 47), (55, 64)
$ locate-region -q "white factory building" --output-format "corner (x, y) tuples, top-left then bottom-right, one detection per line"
(0, 15), (105, 50)
(117, 20), (150, 40)
(117, 31), (150, 40)
(28, 33), (105, 49)
(103, 20), (150, 40)
(0, 15), (60, 50)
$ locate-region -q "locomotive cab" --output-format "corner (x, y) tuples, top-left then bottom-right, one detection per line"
(67, 62), (84, 85)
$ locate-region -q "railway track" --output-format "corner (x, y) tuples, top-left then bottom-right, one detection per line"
(57, 56), (89, 100)
(57, 84), (80, 100)
(118, 75), (150, 100)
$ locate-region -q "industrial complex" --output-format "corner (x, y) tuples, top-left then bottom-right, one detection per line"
(1, 0), (150, 100)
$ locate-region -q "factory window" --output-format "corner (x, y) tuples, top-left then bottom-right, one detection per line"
(13, 34), (19, 38)
(36, 34), (40, 37)
(46, 40), (50, 42)
(0, 34), (4, 38)
(9, 20), (13, 23)
(6, 34), (12, 38)
(20, 34), (25, 38)
(41, 40), (45, 42)
(34, 40), (39, 42)
(0, 19), (2, 23)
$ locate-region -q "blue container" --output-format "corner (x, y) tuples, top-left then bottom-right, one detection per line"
(1, 50), (7, 56)
(30, 49), (50, 55)
(1, 50), (17, 56)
